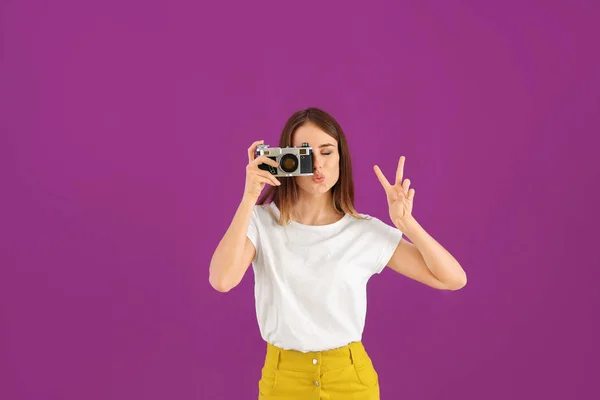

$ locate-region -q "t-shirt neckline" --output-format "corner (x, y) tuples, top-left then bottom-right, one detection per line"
(268, 202), (351, 230)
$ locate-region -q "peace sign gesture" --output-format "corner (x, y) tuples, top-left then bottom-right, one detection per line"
(374, 156), (416, 226)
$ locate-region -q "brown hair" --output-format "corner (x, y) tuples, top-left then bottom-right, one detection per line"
(257, 107), (365, 225)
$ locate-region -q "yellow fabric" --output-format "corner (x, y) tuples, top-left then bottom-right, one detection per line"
(258, 341), (380, 399)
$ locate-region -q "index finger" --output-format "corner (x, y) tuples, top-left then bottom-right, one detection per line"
(247, 140), (265, 163)
(373, 165), (392, 191)
(252, 155), (279, 168)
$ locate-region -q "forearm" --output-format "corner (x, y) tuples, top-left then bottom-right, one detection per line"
(209, 196), (256, 289)
(394, 216), (467, 289)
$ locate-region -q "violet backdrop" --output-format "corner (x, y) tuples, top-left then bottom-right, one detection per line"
(1, 0), (599, 399)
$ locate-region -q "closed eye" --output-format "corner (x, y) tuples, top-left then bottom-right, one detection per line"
(322, 152), (332, 156)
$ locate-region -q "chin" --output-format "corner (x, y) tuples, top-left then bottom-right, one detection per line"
(310, 186), (332, 195)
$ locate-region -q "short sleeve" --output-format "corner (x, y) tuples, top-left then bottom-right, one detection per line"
(246, 206), (260, 261)
(369, 216), (404, 274)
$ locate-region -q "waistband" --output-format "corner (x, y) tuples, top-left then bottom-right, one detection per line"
(264, 341), (370, 373)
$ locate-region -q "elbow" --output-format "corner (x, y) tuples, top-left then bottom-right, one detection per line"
(209, 256), (235, 292)
(209, 272), (235, 293)
(446, 273), (467, 291)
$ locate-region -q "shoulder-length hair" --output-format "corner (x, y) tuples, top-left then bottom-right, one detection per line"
(257, 107), (364, 225)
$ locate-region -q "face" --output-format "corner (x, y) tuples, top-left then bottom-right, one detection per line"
(292, 123), (340, 196)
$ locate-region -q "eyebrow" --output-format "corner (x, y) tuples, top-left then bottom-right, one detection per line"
(318, 144), (335, 148)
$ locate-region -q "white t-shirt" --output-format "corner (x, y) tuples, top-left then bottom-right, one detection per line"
(246, 202), (403, 352)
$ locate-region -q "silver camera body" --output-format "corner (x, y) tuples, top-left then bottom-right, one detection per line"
(255, 142), (314, 177)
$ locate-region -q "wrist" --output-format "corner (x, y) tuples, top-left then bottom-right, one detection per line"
(394, 215), (418, 234)
(241, 193), (259, 207)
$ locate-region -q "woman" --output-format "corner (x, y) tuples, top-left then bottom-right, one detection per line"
(209, 107), (467, 399)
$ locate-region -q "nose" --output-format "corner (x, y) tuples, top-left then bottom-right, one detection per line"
(312, 154), (323, 171)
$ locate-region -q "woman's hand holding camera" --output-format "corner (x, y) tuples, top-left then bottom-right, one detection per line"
(243, 140), (281, 202)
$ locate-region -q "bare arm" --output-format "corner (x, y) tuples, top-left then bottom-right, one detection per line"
(387, 217), (467, 291)
(208, 196), (258, 292)
(373, 156), (466, 290)
(208, 140), (280, 292)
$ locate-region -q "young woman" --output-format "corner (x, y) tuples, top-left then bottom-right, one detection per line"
(209, 107), (467, 399)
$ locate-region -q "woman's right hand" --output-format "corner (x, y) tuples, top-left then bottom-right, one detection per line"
(243, 140), (281, 202)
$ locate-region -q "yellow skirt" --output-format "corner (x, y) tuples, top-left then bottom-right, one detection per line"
(258, 341), (380, 399)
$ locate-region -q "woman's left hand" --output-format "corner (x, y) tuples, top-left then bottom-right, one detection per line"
(374, 156), (415, 226)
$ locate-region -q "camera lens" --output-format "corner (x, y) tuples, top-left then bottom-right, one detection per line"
(279, 154), (298, 173)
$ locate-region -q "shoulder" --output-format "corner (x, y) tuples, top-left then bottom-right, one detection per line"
(247, 203), (279, 245)
(348, 212), (401, 236)
(251, 202), (279, 225)
(348, 211), (384, 226)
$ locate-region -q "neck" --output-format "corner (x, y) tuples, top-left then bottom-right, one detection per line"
(291, 191), (343, 226)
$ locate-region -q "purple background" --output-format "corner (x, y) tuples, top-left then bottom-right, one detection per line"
(1, 0), (599, 399)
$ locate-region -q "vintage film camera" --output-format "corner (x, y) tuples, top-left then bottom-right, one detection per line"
(254, 143), (314, 177)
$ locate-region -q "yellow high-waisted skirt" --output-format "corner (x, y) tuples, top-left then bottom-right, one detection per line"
(258, 341), (380, 399)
